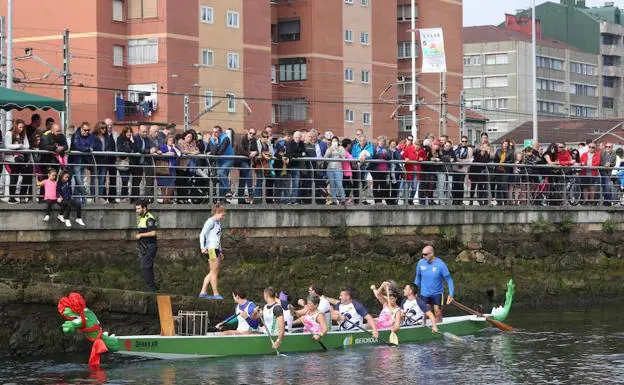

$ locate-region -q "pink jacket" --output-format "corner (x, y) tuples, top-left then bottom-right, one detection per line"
(343, 151), (354, 177)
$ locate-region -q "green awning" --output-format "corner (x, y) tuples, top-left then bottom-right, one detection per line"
(0, 87), (65, 111)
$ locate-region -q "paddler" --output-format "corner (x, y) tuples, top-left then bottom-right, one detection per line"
(370, 281), (403, 334)
(415, 245), (454, 322)
(297, 284), (333, 327)
(255, 287), (286, 350)
(215, 288), (259, 335)
(301, 294), (328, 342)
(332, 287), (379, 339)
(401, 283), (439, 333)
(135, 200), (158, 292)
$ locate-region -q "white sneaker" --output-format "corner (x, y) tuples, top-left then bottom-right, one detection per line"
(43, 215), (50, 222)
(75, 218), (85, 226)
(57, 215), (65, 222)
(65, 219), (72, 227)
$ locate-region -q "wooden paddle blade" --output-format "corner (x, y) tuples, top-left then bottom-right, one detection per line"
(486, 317), (514, 332)
(442, 332), (465, 343)
(389, 332), (399, 346)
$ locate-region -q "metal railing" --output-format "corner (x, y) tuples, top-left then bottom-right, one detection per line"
(1, 148), (623, 207)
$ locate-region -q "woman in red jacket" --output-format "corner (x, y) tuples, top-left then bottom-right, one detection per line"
(580, 143), (601, 204)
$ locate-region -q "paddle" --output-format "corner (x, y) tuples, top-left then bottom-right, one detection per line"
(258, 315), (287, 357)
(287, 305), (327, 351)
(384, 286), (400, 346)
(214, 313), (238, 330)
(341, 319), (397, 347)
(452, 300), (514, 332)
(403, 313), (464, 343)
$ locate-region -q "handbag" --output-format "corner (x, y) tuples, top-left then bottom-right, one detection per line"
(155, 159), (170, 176)
(115, 158), (130, 171)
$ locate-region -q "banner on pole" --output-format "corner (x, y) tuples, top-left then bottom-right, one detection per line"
(419, 28), (447, 74)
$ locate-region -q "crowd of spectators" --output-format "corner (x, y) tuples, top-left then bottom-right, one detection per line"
(1, 113), (624, 208)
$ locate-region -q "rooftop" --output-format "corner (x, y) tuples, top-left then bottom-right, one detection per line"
(493, 118), (624, 145)
(463, 25), (576, 50)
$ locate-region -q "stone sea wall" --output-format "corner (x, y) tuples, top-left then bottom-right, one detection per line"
(1, 206), (623, 357)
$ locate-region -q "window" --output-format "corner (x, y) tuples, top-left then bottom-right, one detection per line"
(363, 112), (371, 126)
(397, 4), (416, 21)
(602, 34), (618, 45)
(484, 98), (508, 110)
(113, 45), (124, 67)
(398, 41), (412, 59)
(345, 109), (354, 122)
(536, 56), (564, 70)
(398, 77), (412, 95)
(345, 68), (354, 82)
(345, 29), (353, 43)
(361, 0), (369, 6)
(604, 55), (618, 66)
(361, 70), (370, 84)
(537, 101), (564, 115)
(570, 83), (597, 96)
(570, 62), (597, 75)
(279, 58), (307, 81)
(226, 11), (240, 28)
(127, 38), (158, 65)
(603, 97), (615, 109)
(463, 55), (481, 66)
(398, 116), (412, 132)
(204, 90), (213, 109)
(227, 52), (240, 70)
(128, 83), (158, 109)
(200, 6), (213, 24)
(113, 0), (124, 21)
(278, 19), (300, 42)
(485, 122), (510, 133)
(200, 49), (214, 66)
(271, 104), (278, 124)
(485, 53), (508, 65)
(604, 76), (616, 87)
(463, 77), (481, 89)
(226, 93), (236, 113)
(360, 32), (370, 45)
(128, 0), (157, 19)
(485, 76), (508, 88)
(278, 99), (308, 122)
(465, 99), (482, 109)
(344, 0), (354, 4)
(536, 78), (564, 92)
(271, 65), (277, 84)
(571, 105), (596, 117)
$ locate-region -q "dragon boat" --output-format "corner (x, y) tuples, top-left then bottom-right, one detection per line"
(60, 280), (515, 362)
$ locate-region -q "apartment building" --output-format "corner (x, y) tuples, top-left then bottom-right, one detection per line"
(463, 25), (601, 141)
(270, 0), (397, 139)
(510, 0), (624, 118)
(396, 0), (463, 141)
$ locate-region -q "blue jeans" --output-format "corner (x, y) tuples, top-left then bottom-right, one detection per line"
(254, 169), (263, 198)
(601, 174), (614, 202)
(237, 161), (252, 199)
(96, 166), (107, 197)
(217, 160), (233, 198)
(287, 169), (300, 203)
(327, 169), (345, 201)
(72, 165), (90, 203)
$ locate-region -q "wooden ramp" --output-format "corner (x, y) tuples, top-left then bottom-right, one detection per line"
(157, 295), (176, 336)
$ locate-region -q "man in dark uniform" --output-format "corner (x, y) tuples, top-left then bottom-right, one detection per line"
(135, 200), (158, 292)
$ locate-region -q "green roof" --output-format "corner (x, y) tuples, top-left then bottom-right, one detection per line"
(0, 87), (65, 111)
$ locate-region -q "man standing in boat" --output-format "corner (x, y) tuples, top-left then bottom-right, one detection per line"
(135, 200), (158, 292)
(332, 287), (379, 339)
(415, 245), (454, 322)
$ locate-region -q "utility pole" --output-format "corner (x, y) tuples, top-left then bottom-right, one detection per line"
(410, 0), (417, 138)
(6, 0), (13, 127)
(0, 16), (5, 138)
(459, 90), (465, 138)
(62, 28), (70, 133)
(531, 0), (538, 141)
(439, 72), (448, 136)
(184, 94), (189, 131)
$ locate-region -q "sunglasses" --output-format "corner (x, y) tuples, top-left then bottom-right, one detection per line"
(461, 140), (468, 143)
(589, 146), (596, 149)
(249, 132), (256, 136)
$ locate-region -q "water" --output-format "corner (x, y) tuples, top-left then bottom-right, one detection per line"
(2, 306), (624, 385)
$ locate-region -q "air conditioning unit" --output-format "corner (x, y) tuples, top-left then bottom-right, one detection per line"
(398, 75), (406, 83)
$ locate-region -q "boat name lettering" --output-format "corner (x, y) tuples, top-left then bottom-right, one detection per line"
(354, 337), (377, 344)
(134, 340), (159, 348)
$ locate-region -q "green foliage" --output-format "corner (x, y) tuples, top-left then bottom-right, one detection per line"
(329, 226), (349, 240)
(369, 227), (384, 241)
(558, 215), (574, 235)
(530, 219), (554, 234)
(602, 219), (617, 235)
(440, 226), (457, 241)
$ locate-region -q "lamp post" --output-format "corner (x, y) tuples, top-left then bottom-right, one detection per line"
(410, 0), (417, 139)
(532, 0), (538, 141)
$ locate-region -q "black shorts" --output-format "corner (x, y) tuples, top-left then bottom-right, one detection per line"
(420, 294), (443, 307)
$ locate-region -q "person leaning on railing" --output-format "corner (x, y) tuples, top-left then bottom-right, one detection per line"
(4, 119), (33, 203)
(69, 122), (95, 204)
(439, 140), (457, 205)
(158, 135), (181, 204)
(92, 121), (117, 203)
(387, 139), (404, 206)
(131, 125), (158, 203)
(115, 125), (135, 203)
(469, 142), (491, 206)
(580, 143), (601, 205)
(40, 123), (68, 173)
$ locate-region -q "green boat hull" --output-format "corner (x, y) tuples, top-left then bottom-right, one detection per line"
(116, 315), (489, 359)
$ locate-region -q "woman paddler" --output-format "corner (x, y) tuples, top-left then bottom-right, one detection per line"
(198, 205), (226, 299)
(300, 294), (328, 342)
(371, 281), (403, 334)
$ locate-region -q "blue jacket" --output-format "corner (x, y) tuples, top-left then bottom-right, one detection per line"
(92, 134), (117, 165)
(209, 132), (234, 165)
(70, 132), (95, 165)
(57, 180), (73, 200)
(132, 135), (157, 165)
(351, 141), (374, 160)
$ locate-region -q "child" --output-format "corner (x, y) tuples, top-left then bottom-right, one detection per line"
(57, 170), (85, 227)
(36, 169), (58, 222)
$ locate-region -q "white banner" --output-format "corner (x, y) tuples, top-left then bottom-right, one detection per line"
(419, 28), (447, 73)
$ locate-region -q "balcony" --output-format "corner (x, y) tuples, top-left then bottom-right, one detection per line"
(601, 44), (624, 57)
(603, 65), (624, 78)
(600, 21), (624, 36)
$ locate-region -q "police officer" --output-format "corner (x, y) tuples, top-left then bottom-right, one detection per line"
(135, 200), (158, 292)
